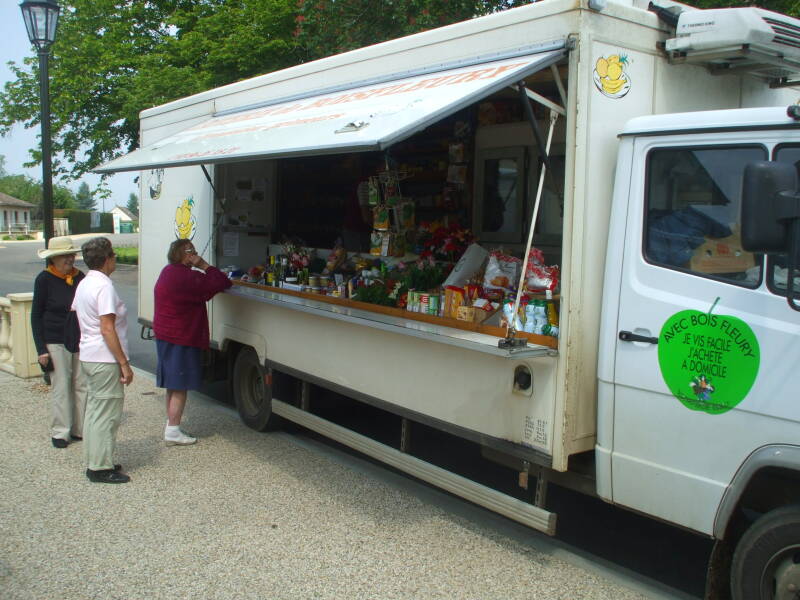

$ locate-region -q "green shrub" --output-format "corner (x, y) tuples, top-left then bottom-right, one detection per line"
(54, 209), (113, 234)
(114, 246), (138, 265)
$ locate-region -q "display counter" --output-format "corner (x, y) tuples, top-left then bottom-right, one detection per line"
(228, 281), (558, 359)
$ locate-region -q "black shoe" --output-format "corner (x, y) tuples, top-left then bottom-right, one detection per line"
(113, 464), (122, 471)
(86, 469), (130, 484)
(70, 435), (82, 442)
(51, 438), (68, 448)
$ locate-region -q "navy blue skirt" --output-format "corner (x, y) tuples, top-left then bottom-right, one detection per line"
(156, 339), (203, 390)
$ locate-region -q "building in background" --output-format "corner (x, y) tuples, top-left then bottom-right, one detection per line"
(0, 192), (35, 235)
(110, 205), (137, 233)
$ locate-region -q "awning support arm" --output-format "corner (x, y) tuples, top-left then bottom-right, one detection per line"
(550, 64), (568, 109)
(500, 109), (559, 348)
(516, 82), (561, 198)
(197, 164), (226, 258)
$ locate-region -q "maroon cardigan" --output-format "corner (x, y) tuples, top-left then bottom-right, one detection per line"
(153, 263), (232, 349)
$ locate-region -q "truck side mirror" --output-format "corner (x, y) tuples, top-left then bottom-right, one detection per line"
(741, 161), (800, 310)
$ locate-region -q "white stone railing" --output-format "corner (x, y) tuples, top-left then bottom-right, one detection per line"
(0, 293), (40, 378)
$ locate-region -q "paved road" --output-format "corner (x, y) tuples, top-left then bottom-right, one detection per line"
(0, 234), (712, 599)
(0, 233), (157, 374)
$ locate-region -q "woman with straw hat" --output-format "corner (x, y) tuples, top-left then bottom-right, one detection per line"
(31, 236), (87, 449)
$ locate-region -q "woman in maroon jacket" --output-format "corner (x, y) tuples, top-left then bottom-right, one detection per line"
(153, 239), (231, 445)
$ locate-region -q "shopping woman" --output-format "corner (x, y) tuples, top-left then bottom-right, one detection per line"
(73, 237), (133, 484)
(31, 236), (87, 448)
(154, 239), (231, 445)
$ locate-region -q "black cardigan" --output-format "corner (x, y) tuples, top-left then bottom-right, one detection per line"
(31, 269), (85, 355)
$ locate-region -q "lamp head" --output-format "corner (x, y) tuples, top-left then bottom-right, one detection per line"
(20, 0), (60, 52)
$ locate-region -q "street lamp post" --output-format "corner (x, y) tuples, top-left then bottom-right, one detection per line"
(20, 0), (60, 247)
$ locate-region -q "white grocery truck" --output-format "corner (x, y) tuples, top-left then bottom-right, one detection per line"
(99, 1), (800, 597)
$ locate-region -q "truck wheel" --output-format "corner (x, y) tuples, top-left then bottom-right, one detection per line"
(731, 504), (800, 600)
(233, 347), (277, 431)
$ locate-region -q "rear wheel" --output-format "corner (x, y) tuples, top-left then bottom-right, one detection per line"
(731, 505), (800, 600)
(232, 347), (278, 431)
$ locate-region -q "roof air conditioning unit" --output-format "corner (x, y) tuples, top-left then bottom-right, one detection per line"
(664, 7), (800, 85)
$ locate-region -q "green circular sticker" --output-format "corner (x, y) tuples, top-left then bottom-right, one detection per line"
(657, 309), (760, 415)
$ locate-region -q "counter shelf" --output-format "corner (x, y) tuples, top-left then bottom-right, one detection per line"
(228, 280), (558, 358)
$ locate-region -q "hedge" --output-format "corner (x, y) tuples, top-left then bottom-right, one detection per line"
(54, 209), (113, 235)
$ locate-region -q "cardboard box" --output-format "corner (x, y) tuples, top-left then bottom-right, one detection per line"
(689, 226), (755, 274)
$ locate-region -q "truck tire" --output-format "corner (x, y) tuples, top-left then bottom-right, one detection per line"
(731, 504), (800, 600)
(232, 347), (277, 431)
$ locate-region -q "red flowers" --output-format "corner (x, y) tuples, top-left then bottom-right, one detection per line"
(417, 221), (474, 262)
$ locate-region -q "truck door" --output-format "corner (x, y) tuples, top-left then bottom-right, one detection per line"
(609, 136), (790, 534)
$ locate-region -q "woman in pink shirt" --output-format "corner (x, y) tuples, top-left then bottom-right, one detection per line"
(153, 239), (231, 445)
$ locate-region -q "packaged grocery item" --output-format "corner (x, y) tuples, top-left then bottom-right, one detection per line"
(501, 299), (524, 331)
(444, 286), (465, 318)
(484, 251), (522, 293)
(368, 177), (381, 205)
(525, 247), (560, 292)
(399, 201), (415, 231)
(473, 298), (499, 324)
(373, 206), (390, 230)
(456, 306), (475, 322)
(443, 243), (488, 289)
(370, 231), (383, 256)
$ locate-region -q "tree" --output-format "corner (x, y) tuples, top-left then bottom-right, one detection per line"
(293, 1), (533, 60)
(75, 181), (96, 211)
(127, 193), (139, 217)
(1, 0), (301, 182)
(1, 1), (533, 183)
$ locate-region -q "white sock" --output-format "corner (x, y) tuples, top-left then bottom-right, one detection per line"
(165, 425), (181, 436)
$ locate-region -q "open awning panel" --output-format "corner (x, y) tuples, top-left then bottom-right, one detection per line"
(97, 48), (565, 174)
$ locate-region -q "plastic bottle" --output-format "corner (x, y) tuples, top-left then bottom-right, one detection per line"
(523, 304), (536, 333)
(545, 289), (559, 327)
(532, 300), (548, 335)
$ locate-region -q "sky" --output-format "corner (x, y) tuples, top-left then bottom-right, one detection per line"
(0, 0), (138, 212)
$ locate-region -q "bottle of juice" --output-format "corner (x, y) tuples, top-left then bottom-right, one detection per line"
(545, 290), (559, 327)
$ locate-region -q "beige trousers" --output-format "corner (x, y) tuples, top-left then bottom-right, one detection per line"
(47, 343), (87, 441)
(82, 362), (124, 471)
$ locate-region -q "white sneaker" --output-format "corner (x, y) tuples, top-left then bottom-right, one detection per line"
(164, 430), (197, 446)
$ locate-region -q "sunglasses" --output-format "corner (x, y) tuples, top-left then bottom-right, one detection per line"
(185, 248), (197, 254)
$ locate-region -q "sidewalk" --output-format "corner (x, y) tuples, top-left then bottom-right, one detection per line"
(0, 369), (652, 600)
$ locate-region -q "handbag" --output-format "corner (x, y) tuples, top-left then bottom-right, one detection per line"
(64, 310), (81, 353)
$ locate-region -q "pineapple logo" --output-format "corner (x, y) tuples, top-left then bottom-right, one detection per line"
(593, 54), (631, 99)
(174, 196), (196, 240)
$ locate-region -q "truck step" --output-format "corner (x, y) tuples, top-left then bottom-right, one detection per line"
(272, 399), (557, 535)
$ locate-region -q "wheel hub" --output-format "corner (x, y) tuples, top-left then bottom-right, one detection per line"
(768, 547), (800, 600)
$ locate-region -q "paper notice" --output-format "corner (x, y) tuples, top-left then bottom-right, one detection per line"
(223, 232), (240, 257)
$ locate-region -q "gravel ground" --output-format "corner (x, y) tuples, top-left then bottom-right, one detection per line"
(0, 369), (651, 600)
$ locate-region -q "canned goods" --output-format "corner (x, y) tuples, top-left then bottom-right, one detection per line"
(407, 291), (418, 312)
(419, 293), (430, 314)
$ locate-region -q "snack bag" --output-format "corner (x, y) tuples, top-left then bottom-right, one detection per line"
(483, 251), (521, 293)
(324, 243), (347, 274)
(524, 247), (559, 292)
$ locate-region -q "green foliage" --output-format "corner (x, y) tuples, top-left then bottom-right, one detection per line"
(75, 182), (96, 211)
(0, 172), (75, 211)
(686, 0), (798, 14)
(114, 246), (138, 264)
(126, 192), (139, 216)
(1, 0), (301, 182)
(54, 209), (113, 234)
(352, 281), (396, 306)
(1, 1), (530, 182)
(293, 1), (532, 60)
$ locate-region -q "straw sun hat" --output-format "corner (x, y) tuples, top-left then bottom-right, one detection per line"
(37, 236), (81, 259)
